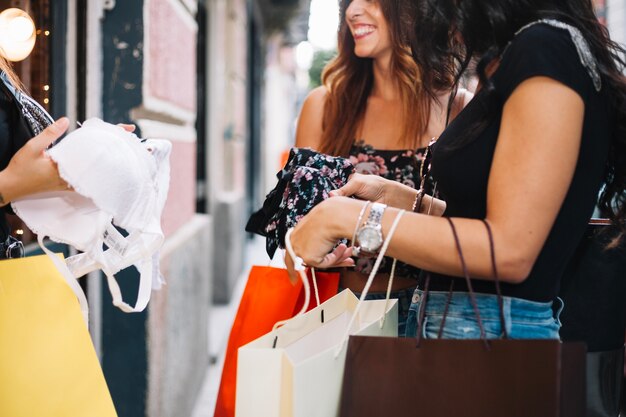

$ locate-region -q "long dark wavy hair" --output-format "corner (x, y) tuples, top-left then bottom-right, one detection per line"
(415, 0), (626, 243)
(320, 0), (435, 156)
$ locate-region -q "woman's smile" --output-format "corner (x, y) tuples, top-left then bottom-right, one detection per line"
(352, 24), (376, 40)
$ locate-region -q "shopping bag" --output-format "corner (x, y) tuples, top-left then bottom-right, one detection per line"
(341, 335), (585, 417)
(235, 210), (407, 417)
(0, 254), (117, 417)
(214, 266), (339, 417)
(236, 288), (398, 417)
(340, 218), (586, 417)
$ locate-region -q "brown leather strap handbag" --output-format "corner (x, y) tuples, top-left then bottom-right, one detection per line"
(339, 218), (586, 417)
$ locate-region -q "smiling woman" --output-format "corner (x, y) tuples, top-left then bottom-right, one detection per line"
(289, 0), (626, 348)
(294, 0), (471, 336)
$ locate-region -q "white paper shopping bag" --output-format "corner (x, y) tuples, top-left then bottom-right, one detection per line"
(235, 289), (398, 417)
(235, 209), (406, 417)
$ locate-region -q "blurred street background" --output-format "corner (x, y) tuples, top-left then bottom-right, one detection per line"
(1, 0), (619, 416)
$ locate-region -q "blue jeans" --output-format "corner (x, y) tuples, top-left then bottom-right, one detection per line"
(342, 286), (414, 337)
(405, 289), (562, 340)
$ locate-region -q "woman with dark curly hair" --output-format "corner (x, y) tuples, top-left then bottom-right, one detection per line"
(294, 0), (471, 336)
(287, 0), (626, 340)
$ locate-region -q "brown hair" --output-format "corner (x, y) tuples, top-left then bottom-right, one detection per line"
(0, 54), (23, 91)
(319, 0), (430, 156)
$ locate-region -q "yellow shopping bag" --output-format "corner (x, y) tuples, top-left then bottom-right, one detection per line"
(0, 254), (117, 417)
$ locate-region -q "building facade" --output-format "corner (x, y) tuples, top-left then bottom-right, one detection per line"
(8, 0), (625, 415)
(3, 0), (310, 416)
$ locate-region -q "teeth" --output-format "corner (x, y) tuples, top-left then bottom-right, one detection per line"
(354, 26), (374, 36)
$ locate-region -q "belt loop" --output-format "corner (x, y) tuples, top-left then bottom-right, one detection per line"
(502, 297), (512, 337)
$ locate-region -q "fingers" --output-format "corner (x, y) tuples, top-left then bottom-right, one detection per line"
(47, 117), (70, 136)
(330, 173), (363, 197)
(118, 123), (136, 133)
(331, 243), (351, 261)
(286, 242), (354, 278)
(32, 117), (69, 149)
(317, 244), (355, 269)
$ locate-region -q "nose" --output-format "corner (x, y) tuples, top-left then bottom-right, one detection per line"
(346, 0), (364, 21)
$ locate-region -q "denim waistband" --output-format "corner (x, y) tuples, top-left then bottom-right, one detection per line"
(413, 289), (558, 321)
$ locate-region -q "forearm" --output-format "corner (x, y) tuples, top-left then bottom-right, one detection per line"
(380, 208), (497, 279)
(327, 197), (523, 283)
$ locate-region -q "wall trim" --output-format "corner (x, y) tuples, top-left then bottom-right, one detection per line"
(141, 95), (197, 124)
(142, 0), (198, 123)
(135, 118), (197, 142)
(160, 213), (211, 258)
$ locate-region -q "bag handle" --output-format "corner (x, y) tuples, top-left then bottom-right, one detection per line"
(274, 228), (311, 331)
(281, 209), (405, 352)
(483, 219), (508, 338)
(334, 209), (406, 357)
(38, 235), (89, 325)
(416, 218), (507, 348)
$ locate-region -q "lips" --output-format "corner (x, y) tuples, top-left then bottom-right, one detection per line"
(352, 24), (375, 40)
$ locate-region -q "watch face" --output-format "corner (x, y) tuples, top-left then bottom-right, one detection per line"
(357, 226), (383, 252)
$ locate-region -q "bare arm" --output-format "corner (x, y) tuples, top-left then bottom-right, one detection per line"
(294, 86), (327, 150)
(289, 77), (584, 283)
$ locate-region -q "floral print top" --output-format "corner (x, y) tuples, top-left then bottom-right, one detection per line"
(246, 147), (354, 258)
(348, 141), (427, 279)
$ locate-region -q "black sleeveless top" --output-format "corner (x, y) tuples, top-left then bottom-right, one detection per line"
(349, 141), (427, 279)
(426, 22), (612, 302)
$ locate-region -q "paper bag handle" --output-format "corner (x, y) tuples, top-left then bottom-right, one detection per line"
(273, 228), (311, 331)
(334, 209), (406, 357)
(416, 218), (506, 348)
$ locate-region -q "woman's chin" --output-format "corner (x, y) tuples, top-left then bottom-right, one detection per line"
(353, 47), (374, 59)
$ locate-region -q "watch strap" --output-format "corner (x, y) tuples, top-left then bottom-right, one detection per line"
(365, 202), (386, 227)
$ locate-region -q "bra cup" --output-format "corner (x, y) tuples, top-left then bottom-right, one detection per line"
(12, 118), (172, 313)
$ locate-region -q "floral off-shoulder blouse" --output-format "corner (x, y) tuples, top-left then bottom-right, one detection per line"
(348, 141), (428, 279)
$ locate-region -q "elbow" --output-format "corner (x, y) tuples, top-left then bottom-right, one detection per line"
(496, 252), (535, 284)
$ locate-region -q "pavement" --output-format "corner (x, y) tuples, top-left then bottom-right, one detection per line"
(191, 235), (270, 417)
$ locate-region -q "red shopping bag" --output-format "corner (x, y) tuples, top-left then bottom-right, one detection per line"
(213, 265), (339, 417)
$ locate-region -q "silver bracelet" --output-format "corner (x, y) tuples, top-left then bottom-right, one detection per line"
(351, 201), (371, 246)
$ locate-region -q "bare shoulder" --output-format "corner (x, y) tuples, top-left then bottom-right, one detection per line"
(295, 86), (328, 149)
(305, 86), (328, 106)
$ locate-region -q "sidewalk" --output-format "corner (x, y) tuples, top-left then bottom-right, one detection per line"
(191, 235), (269, 417)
